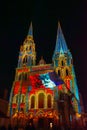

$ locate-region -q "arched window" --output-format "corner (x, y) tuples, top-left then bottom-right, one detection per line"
(26, 46), (28, 51)
(23, 56), (27, 64)
(29, 46), (32, 51)
(47, 95), (51, 108)
(61, 60), (64, 66)
(66, 69), (69, 76)
(38, 93), (44, 108)
(31, 96), (35, 109)
(19, 74), (22, 80)
(58, 70), (60, 77)
(13, 95), (18, 103)
(16, 95), (18, 103)
(21, 95), (25, 103)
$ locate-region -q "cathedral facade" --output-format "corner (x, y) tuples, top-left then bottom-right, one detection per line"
(8, 22), (81, 128)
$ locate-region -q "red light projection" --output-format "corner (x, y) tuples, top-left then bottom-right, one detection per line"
(29, 74), (44, 89)
(21, 86), (27, 94)
(13, 81), (20, 94)
(58, 85), (62, 90)
(66, 80), (70, 89)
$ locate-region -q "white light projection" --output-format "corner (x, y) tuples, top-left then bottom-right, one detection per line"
(40, 73), (56, 89)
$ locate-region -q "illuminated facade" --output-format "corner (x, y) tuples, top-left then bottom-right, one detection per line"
(8, 22), (81, 128)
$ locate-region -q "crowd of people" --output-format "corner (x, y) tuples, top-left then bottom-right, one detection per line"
(0, 122), (87, 130)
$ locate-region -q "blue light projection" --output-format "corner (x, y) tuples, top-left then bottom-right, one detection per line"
(52, 22), (68, 60)
(40, 73), (56, 89)
(72, 67), (81, 113)
(49, 71), (64, 85)
(72, 67), (79, 101)
(28, 22), (33, 36)
(39, 72), (64, 89)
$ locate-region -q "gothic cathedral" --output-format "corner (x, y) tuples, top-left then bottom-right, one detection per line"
(8, 22), (81, 128)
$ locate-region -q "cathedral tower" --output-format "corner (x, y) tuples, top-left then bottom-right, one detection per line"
(8, 22), (36, 116)
(52, 22), (81, 114)
(18, 22), (36, 67)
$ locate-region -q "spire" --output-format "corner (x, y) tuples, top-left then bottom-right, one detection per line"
(28, 22), (33, 36)
(38, 56), (46, 65)
(59, 45), (64, 56)
(52, 21), (68, 60)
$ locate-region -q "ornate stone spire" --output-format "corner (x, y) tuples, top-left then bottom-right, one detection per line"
(18, 22), (36, 67)
(52, 21), (68, 60)
(27, 22), (33, 37)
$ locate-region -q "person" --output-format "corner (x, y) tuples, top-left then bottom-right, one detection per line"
(8, 124), (12, 130)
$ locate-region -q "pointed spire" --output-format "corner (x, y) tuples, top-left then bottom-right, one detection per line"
(59, 45), (64, 56)
(52, 21), (68, 60)
(28, 22), (33, 36)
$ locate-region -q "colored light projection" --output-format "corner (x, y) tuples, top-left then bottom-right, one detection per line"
(29, 72), (64, 90)
(49, 72), (64, 86)
(65, 79), (70, 90)
(29, 74), (44, 89)
(40, 73), (55, 89)
(21, 86), (27, 94)
(58, 85), (63, 91)
(13, 81), (20, 94)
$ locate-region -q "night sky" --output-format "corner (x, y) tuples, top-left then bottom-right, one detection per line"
(0, 1), (87, 110)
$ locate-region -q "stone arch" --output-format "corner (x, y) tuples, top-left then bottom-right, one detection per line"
(36, 110), (45, 117)
(13, 94), (18, 103)
(26, 46), (29, 51)
(66, 68), (69, 76)
(64, 67), (70, 76)
(23, 55), (27, 64)
(31, 95), (35, 109)
(55, 67), (61, 77)
(37, 90), (47, 109)
(21, 94), (25, 103)
(38, 93), (44, 108)
(29, 45), (32, 51)
(59, 57), (66, 67)
(61, 60), (64, 66)
(29, 94), (35, 109)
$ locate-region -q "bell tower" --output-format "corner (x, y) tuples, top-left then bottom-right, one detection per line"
(18, 22), (36, 67)
(52, 22), (81, 113)
(8, 22), (36, 116)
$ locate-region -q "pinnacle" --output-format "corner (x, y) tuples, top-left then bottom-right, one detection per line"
(28, 22), (33, 36)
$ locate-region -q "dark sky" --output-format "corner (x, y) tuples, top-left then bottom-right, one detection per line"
(0, 1), (87, 110)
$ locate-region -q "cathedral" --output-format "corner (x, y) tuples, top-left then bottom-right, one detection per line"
(8, 22), (82, 129)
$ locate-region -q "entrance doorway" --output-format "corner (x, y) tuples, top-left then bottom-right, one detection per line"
(38, 117), (44, 128)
